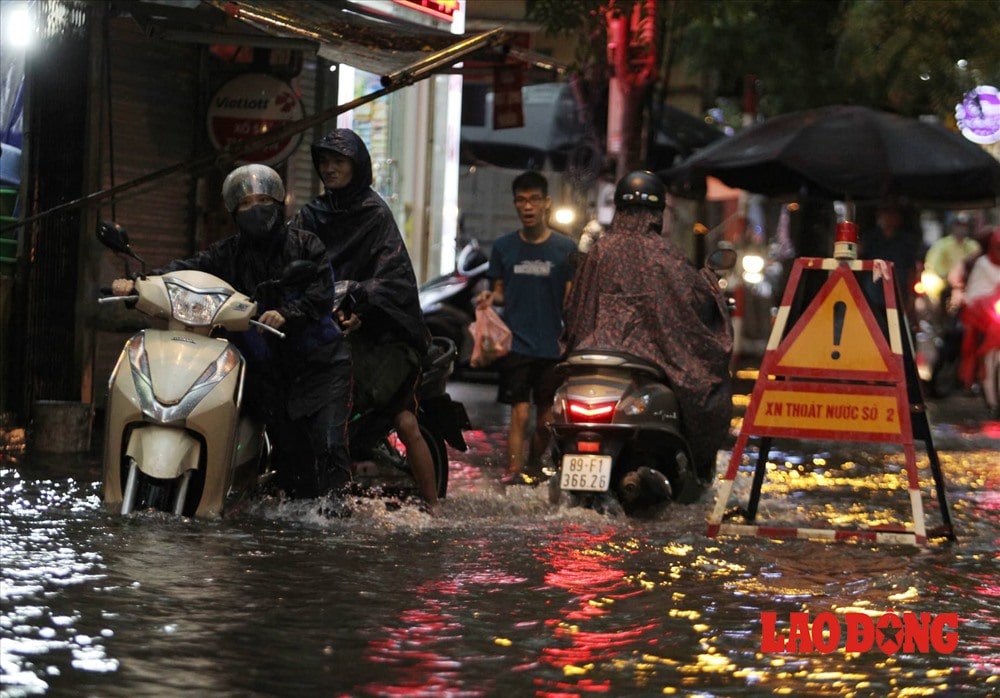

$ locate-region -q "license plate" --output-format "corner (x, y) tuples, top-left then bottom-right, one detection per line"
(560, 454), (612, 492)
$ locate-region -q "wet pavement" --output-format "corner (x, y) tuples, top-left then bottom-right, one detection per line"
(1, 375), (998, 697)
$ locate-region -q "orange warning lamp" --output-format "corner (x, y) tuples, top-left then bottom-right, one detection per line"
(834, 221), (859, 260)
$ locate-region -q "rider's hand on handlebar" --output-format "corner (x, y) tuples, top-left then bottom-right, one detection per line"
(337, 310), (361, 334)
(257, 310), (287, 331)
(112, 278), (135, 296)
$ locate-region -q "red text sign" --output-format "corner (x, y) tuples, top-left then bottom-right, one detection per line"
(760, 611), (959, 654)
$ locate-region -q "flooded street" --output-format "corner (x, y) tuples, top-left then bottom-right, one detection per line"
(2, 380), (998, 697)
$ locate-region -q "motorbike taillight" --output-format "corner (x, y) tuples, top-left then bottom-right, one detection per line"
(566, 399), (617, 424)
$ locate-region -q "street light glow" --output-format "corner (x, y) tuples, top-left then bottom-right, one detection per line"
(3, 3), (34, 48)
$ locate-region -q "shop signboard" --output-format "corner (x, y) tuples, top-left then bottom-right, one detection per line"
(207, 73), (304, 166)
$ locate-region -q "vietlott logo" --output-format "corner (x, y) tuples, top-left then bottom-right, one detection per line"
(760, 611), (959, 655)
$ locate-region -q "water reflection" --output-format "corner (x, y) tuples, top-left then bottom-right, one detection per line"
(1, 415), (998, 696)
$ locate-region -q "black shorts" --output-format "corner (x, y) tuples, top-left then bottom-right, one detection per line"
(349, 336), (420, 416)
(496, 352), (562, 406)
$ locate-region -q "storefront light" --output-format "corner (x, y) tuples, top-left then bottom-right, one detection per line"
(2, 3), (34, 48)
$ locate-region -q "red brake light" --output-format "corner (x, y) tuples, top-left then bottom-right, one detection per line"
(566, 400), (616, 424)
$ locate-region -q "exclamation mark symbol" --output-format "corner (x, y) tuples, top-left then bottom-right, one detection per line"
(831, 301), (846, 360)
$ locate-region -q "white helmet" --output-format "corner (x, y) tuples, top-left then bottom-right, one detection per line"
(222, 164), (285, 213)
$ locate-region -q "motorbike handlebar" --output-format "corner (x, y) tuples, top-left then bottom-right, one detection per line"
(249, 319), (286, 339)
(98, 294), (139, 305)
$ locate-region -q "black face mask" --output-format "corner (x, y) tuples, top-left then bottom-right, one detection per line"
(235, 203), (282, 242)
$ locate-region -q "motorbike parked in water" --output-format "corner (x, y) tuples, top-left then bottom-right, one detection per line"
(333, 282), (471, 501)
(419, 239), (490, 370)
(97, 222), (294, 518)
(547, 245), (738, 517)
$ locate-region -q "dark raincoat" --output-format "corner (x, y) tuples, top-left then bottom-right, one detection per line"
(562, 208), (734, 472)
(293, 128), (429, 355)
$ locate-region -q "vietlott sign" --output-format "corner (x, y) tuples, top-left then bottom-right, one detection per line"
(207, 73), (304, 166)
(760, 611), (959, 655)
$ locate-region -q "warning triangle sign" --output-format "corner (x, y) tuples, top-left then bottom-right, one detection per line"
(774, 265), (895, 378)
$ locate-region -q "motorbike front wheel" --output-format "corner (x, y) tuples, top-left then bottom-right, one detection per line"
(121, 458), (195, 516)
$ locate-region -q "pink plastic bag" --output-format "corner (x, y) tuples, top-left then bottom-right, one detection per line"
(469, 306), (512, 368)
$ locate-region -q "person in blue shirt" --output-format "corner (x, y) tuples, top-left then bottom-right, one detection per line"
(476, 171), (576, 484)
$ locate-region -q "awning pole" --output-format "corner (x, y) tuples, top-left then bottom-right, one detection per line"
(381, 27), (507, 88)
(11, 27), (510, 231)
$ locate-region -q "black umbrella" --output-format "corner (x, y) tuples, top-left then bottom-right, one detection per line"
(660, 105), (1000, 206)
(646, 104), (726, 171)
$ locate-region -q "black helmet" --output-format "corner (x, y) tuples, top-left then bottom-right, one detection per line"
(614, 170), (666, 211)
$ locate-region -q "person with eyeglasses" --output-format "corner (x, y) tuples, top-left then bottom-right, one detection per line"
(476, 170), (577, 485)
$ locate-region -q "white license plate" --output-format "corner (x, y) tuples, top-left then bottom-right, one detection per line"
(560, 454), (613, 492)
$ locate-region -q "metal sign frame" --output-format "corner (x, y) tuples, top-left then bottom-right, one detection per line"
(708, 257), (955, 546)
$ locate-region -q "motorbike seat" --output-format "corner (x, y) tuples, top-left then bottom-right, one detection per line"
(420, 336), (457, 395)
(562, 350), (666, 380)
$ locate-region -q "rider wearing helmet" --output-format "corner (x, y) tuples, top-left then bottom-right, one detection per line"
(113, 164), (353, 503)
(563, 170), (733, 486)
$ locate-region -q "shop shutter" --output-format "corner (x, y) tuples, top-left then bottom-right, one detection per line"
(94, 18), (201, 410)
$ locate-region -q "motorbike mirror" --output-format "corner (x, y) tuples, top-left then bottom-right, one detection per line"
(706, 244), (737, 273)
(456, 239), (488, 276)
(280, 260), (320, 288)
(97, 220), (146, 277)
(97, 221), (144, 262)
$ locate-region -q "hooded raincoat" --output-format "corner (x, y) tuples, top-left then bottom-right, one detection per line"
(562, 209), (734, 473)
(293, 129), (429, 356)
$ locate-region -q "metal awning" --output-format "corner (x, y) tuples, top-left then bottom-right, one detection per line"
(15, 0), (513, 229)
(200, 0), (507, 82)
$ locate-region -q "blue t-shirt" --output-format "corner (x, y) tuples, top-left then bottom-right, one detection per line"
(488, 230), (576, 358)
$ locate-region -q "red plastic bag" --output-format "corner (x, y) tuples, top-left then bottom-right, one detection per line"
(469, 306), (512, 368)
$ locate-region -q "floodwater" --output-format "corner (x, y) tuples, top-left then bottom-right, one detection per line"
(1, 381), (998, 697)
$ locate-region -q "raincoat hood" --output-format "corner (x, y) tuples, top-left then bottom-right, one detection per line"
(295, 129), (429, 353)
(311, 128), (374, 207)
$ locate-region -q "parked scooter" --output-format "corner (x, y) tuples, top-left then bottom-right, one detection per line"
(547, 245), (737, 517)
(333, 282), (471, 501)
(419, 239), (490, 368)
(97, 221), (294, 518)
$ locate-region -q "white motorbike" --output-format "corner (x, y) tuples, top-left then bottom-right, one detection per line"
(97, 221), (299, 518)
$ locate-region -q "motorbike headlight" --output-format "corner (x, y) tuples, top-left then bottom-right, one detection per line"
(741, 254), (765, 285)
(553, 206), (576, 227)
(166, 281), (231, 326)
(617, 393), (649, 416)
(918, 270), (945, 299)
